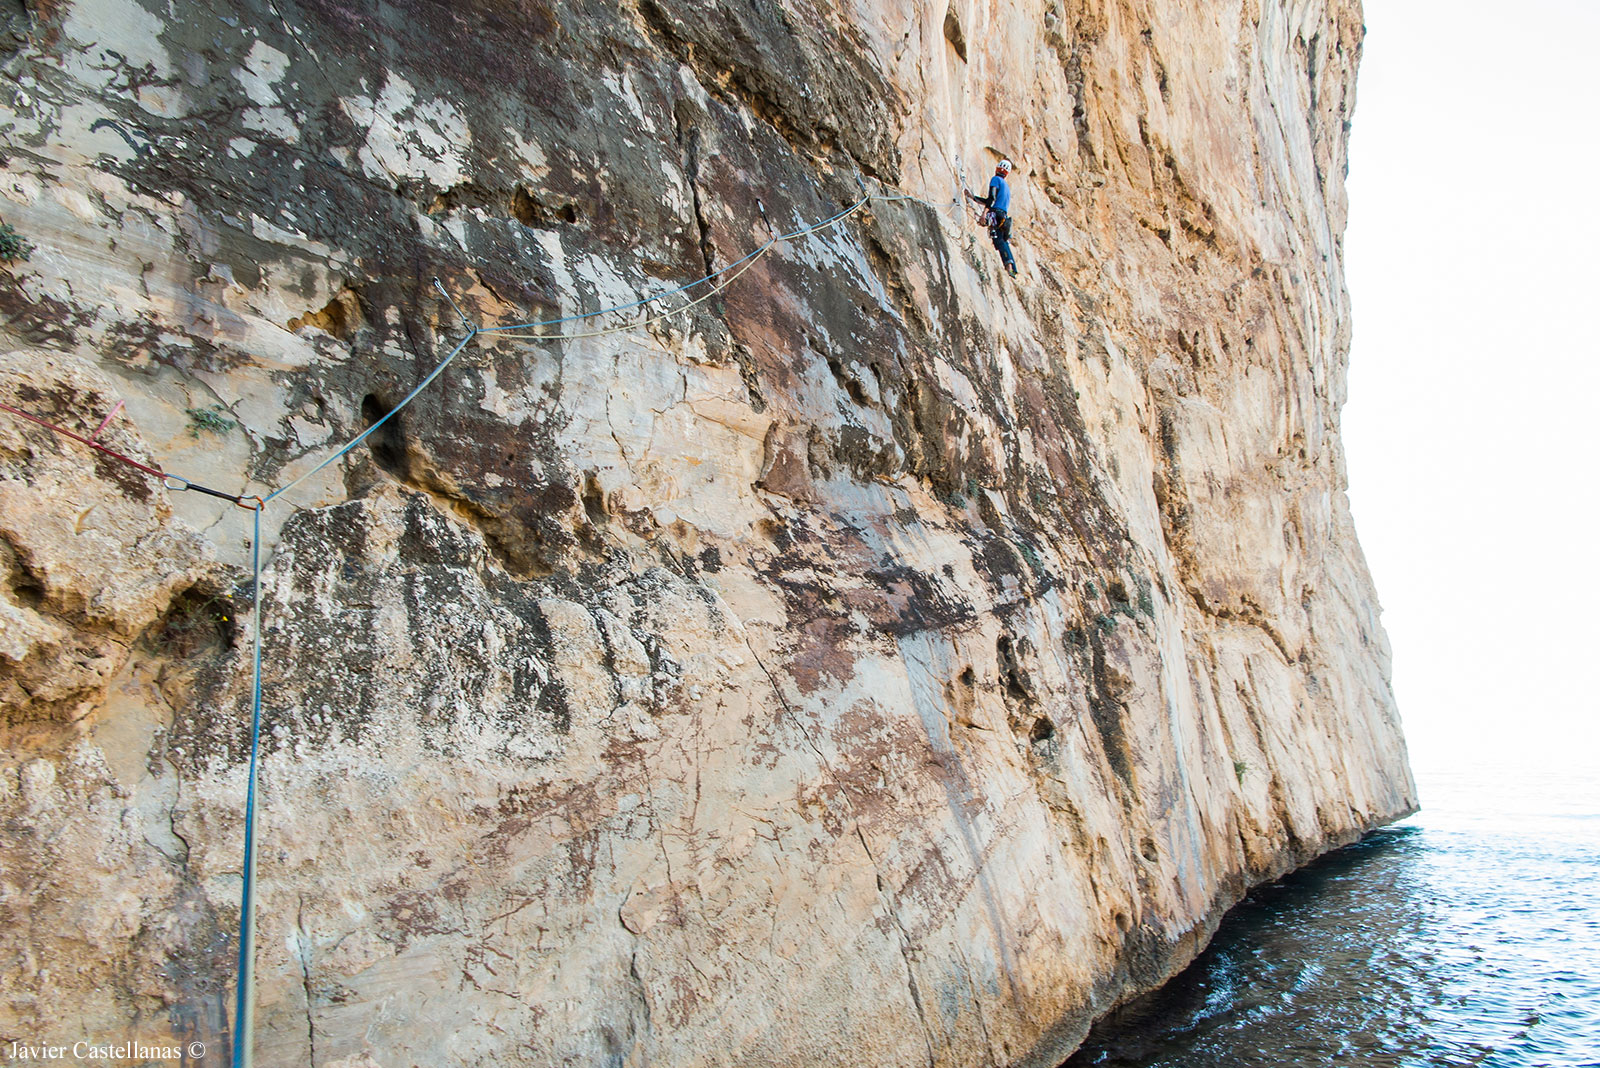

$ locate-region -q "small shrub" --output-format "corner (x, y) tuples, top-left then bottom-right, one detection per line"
(0, 221), (33, 263)
(1233, 758), (1251, 783)
(186, 404), (236, 437)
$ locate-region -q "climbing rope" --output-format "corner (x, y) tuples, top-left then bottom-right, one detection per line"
(0, 168), (962, 1068)
(487, 195), (934, 342)
(0, 401), (260, 507)
(478, 195), (876, 337)
(263, 329), (478, 505)
(265, 192), (922, 503)
(486, 240), (776, 341)
(224, 187), (955, 1061)
(234, 498), (265, 1068)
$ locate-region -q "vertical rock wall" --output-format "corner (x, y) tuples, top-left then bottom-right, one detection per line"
(0, 0), (1413, 1064)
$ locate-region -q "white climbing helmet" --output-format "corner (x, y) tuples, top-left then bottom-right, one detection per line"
(997, 159), (1013, 174)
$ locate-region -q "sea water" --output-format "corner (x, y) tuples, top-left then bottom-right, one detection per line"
(1064, 763), (1600, 1067)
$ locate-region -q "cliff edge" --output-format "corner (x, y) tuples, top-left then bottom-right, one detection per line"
(0, 0), (1414, 1063)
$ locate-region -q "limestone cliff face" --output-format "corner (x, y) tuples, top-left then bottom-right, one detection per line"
(0, 0), (1413, 1064)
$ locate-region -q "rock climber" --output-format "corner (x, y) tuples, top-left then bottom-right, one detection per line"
(966, 158), (1018, 277)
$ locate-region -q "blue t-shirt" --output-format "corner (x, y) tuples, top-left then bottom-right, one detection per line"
(988, 174), (1011, 214)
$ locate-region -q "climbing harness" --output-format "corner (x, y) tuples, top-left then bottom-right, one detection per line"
(987, 210), (1015, 245)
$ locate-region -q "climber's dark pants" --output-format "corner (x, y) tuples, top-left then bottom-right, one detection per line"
(989, 211), (1015, 271)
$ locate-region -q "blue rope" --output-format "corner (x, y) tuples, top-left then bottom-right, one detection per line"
(234, 502), (264, 1068)
(224, 185), (933, 1050)
(264, 330), (477, 504)
(475, 197), (871, 336)
(265, 197), (889, 503)
(477, 245), (769, 335)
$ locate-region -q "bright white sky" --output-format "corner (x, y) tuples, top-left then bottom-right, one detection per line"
(1342, 0), (1600, 775)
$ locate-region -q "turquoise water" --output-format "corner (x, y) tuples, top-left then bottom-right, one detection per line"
(1065, 765), (1600, 1067)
